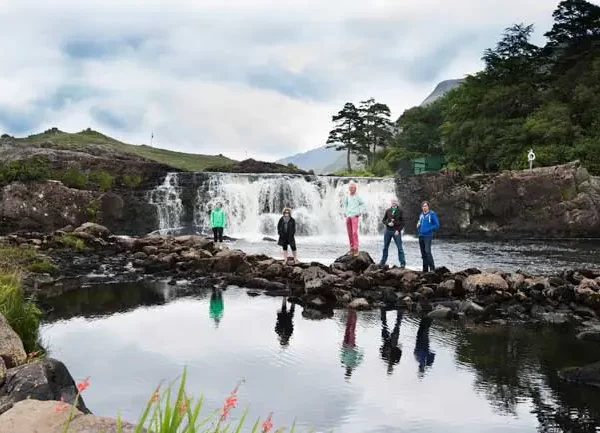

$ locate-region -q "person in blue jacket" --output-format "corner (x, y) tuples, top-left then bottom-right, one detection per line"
(416, 201), (440, 272)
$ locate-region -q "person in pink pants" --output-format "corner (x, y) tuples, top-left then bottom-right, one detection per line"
(343, 182), (365, 257)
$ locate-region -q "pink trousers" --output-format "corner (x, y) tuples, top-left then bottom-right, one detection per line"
(346, 216), (360, 250)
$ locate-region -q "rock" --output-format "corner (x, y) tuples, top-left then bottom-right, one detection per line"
(506, 273), (526, 292)
(0, 359), (5, 383)
(427, 305), (453, 320)
(263, 263), (283, 278)
(262, 236), (277, 242)
(579, 278), (600, 292)
(348, 298), (370, 310)
(0, 400), (138, 433)
(576, 328), (600, 342)
(74, 222), (111, 240)
(212, 250), (245, 273)
(301, 308), (332, 320)
(353, 275), (372, 291)
(0, 358), (90, 416)
(436, 280), (455, 297)
(539, 312), (570, 325)
(559, 361), (600, 388)
(132, 251), (147, 260)
(418, 286), (435, 298)
(142, 245), (159, 256)
(333, 251), (375, 273)
(0, 314), (26, 369)
(463, 273), (509, 294)
(459, 300), (485, 316)
(303, 266), (331, 293)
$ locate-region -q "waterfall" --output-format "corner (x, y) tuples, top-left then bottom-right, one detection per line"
(148, 172), (398, 239)
(147, 173), (184, 235)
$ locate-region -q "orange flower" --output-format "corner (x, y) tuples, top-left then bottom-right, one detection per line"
(262, 413), (274, 433)
(55, 397), (69, 413)
(76, 377), (90, 393)
(220, 388), (239, 422)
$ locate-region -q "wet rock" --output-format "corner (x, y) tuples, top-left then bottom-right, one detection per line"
(539, 312), (571, 325)
(212, 250), (245, 273)
(427, 305), (453, 320)
(333, 251), (374, 273)
(559, 361), (600, 388)
(459, 300), (485, 316)
(579, 278), (600, 292)
(0, 358), (89, 416)
(417, 286), (435, 298)
(436, 280), (455, 297)
(0, 400), (138, 433)
(348, 298), (370, 310)
(506, 273), (526, 292)
(0, 359), (5, 383)
(132, 251), (147, 260)
(576, 328), (600, 342)
(263, 263), (283, 278)
(301, 308), (332, 320)
(74, 222), (111, 240)
(0, 314), (26, 369)
(303, 266), (331, 293)
(463, 273), (509, 294)
(573, 305), (597, 319)
(353, 275), (372, 291)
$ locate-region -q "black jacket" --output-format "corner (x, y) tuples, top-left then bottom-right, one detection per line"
(382, 207), (404, 231)
(277, 216), (296, 241)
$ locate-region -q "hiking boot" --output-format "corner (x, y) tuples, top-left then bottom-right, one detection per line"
(353, 249), (359, 257)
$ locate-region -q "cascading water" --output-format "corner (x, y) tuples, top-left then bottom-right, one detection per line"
(147, 173), (184, 235)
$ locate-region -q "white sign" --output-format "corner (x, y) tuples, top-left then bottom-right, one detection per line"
(527, 149), (536, 170)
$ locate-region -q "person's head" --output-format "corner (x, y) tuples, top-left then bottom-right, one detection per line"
(282, 207), (292, 217)
(349, 182), (357, 195)
(215, 202), (222, 209)
(391, 198), (399, 208)
(421, 201), (430, 213)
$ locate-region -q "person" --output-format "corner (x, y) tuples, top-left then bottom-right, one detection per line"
(209, 287), (224, 328)
(414, 316), (435, 377)
(275, 297), (295, 347)
(380, 308), (403, 375)
(277, 207), (298, 264)
(340, 309), (364, 380)
(417, 201), (440, 272)
(210, 202), (227, 250)
(343, 182), (366, 257)
(380, 198), (406, 268)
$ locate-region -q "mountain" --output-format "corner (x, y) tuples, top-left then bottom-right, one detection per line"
(420, 79), (464, 106)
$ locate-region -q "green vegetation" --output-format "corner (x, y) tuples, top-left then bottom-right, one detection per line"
(0, 246), (50, 354)
(89, 169), (115, 191)
(326, 0), (600, 175)
(55, 233), (88, 251)
(0, 156), (52, 184)
(17, 128), (235, 172)
(122, 174), (144, 188)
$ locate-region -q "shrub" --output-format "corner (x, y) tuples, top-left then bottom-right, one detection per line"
(59, 167), (88, 189)
(122, 174), (144, 188)
(89, 170), (115, 192)
(56, 234), (87, 251)
(0, 276), (42, 354)
(27, 259), (57, 275)
(0, 156), (52, 185)
(86, 198), (101, 223)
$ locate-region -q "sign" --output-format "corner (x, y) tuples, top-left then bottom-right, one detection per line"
(527, 149), (536, 170)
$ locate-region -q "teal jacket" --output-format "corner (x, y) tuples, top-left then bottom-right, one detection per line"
(344, 195), (365, 217)
(210, 208), (227, 228)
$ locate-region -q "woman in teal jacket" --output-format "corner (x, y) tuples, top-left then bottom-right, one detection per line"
(210, 202), (227, 250)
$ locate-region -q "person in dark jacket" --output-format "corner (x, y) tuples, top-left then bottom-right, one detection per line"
(277, 207), (298, 264)
(417, 201), (440, 272)
(379, 198), (406, 267)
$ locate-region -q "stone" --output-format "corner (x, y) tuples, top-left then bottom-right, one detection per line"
(436, 280), (455, 297)
(459, 300), (485, 316)
(0, 314), (26, 369)
(0, 358), (5, 384)
(74, 222), (111, 240)
(348, 298), (370, 310)
(332, 251), (375, 273)
(0, 358), (89, 416)
(579, 278), (600, 292)
(463, 273), (509, 294)
(427, 305), (453, 320)
(142, 245), (159, 256)
(0, 400), (138, 433)
(303, 266), (331, 293)
(506, 273), (526, 292)
(212, 250), (245, 273)
(559, 361), (600, 388)
(132, 251), (147, 260)
(353, 275), (372, 291)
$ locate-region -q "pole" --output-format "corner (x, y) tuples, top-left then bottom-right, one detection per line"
(151, 131), (154, 147)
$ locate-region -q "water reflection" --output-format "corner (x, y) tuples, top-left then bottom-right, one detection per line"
(340, 309), (364, 380)
(209, 288), (224, 328)
(379, 308), (403, 375)
(414, 316), (436, 377)
(274, 297), (295, 347)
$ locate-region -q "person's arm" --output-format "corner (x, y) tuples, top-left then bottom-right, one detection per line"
(397, 210), (405, 231)
(382, 209), (389, 226)
(277, 218), (283, 235)
(343, 197), (348, 216)
(291, 218), (296, 236)
(431, 212), (440, 231)
(210, 210), (215, 228)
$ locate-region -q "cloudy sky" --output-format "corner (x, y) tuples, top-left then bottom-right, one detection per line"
(0, 1), (560, 161)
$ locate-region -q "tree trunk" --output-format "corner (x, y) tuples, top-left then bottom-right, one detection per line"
(346, 148), (352, 171)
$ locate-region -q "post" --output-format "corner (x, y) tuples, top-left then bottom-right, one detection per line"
(527, 149), (535, 171)
(150, 131), (154, 147)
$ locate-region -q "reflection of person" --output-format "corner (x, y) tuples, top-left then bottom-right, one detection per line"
(414, 316), (436, 376)
(417, 201), (440, 272)
(380, 198), (406, 268)
(343, 182), (366, 257)
(210, 202), (227, 250)
(209, 288), (224, 328)
(380, 308), (403, 375)
(275, 297), (295, 347)
(277, 208), (298, 264)
(340, 309), (364, 379)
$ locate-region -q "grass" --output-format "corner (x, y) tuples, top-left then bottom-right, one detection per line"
(0, 246), (47, 354)
(55, 233), (88, 251)
(14, 128), (235, 172)
(60, 368), (313, 433)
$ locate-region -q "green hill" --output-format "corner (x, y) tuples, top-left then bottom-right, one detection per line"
(12, 128), (235, 172)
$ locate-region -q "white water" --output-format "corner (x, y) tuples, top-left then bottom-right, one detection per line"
(194, 174), (397, 239)
(147, 173), (184, 234)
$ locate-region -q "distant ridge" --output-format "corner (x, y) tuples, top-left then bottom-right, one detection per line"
(420, 79), (464, 106)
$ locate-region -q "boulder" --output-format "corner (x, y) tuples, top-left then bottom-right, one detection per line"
(427, 305), (453, 320)
(0, 359), (5, 383)
(212, 250), (245, 273)
(303, 266), (331, 293)
(0, 314), (26, 369)
(0, 400), (138, 433)
(559, 361), (600, 388)
(463, 273), (509, 294)
(348, 298), (370, 310)
(458, 300), (485, 316)
(0, 358), (89, 416)
(333, 251), (374, 273)
(74, 223), (111, 240)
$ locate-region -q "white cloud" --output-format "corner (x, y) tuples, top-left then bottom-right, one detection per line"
(0, 0), (557, 161)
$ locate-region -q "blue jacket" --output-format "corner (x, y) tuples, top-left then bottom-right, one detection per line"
(417, 211), (440, 237)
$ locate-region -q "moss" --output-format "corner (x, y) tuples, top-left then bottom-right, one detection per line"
(56, 233), (88, 251)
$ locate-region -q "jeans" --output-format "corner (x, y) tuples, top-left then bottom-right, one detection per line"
(380, 229), (406, 266)
(346, 216), (360, 250)
(212, 227), (223, 242)
(419, 236), (435, 272)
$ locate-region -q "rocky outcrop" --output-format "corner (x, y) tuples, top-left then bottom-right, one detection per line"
(0, 357), (89, 416)
(397, 161), (600, 238)
(0, 314), (27, 369)
(205, 158), (310, 174)
(0, 399), (137, 433)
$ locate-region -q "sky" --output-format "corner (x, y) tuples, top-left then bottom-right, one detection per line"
(0, 0), (562, 162)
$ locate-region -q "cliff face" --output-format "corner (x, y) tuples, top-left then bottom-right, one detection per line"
(397, 162), (600, 238)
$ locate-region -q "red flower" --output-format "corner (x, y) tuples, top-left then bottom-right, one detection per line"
(262, 413), (274, 433)
(55, 397), (68, 413)
(77, 377), (90, 393)
(179, 401), (188, 415)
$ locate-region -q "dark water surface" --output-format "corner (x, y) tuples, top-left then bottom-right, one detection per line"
(40, 281), (600, 433)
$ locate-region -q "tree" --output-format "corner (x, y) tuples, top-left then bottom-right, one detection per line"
(358, 98), (394, 167)
(544, 0), (600, 46)
(325, 102), (363, 171)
